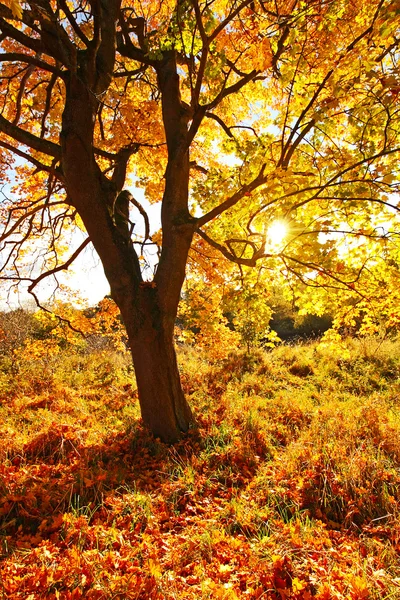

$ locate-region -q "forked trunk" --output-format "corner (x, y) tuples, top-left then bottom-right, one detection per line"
(60, 51), (195, 444)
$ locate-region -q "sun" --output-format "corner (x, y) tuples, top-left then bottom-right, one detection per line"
(267, 221), (288, 246)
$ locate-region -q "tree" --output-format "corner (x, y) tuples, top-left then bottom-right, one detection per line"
(0, 0), (399, 441)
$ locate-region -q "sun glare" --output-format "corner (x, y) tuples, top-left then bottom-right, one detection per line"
(267, 221), (288, 246)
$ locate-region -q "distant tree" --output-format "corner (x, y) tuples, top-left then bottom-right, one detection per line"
(0, 0), (399, 440)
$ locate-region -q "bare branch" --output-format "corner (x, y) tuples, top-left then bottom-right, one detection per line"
(13, 62), (35, 125)
(117, 14), (157, 68)
(197, 228), (271, 266)
(279, 71), (332, 167)
(204, 68), (259, 112)
(128, 192), (150, 243)
(187, 69), (260, 146)
(289, 147), (400, 211)
(0, 139), (63, 180)
(113, 66), (146, 77)
(58, 0), (90, 48)
(0, 16), (43, 54)
(28, 237), (91, 293)
(111, 144), (140, 191)
(31, 3), (77, 69)
(191, 0), (209, 107)
(205, 111), (234, 138)
(279, 2), (389, 169)
(280, 253), (368, 297)
(282, 118), (316, 167)
(0, 52), (61, 75)
(0, 200), (65, 243)
(209, 0), (254, 42)
(28, 288), (87, 335)
(0, 112), (123, 164)
(272, 25), (290, 74)
(40, 72), (58, 138)
(192, 0), (207, 43)
(189, 161), (208, 174)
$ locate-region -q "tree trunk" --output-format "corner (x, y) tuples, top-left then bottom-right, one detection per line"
(59, 47), (195, 443)
(131, 335), (192, 442)
(121, 285), (193, 443)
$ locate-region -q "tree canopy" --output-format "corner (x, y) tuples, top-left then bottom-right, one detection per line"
(0, 0), (400, 440)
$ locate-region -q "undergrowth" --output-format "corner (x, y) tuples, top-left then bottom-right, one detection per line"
(0, 336), (399, 598)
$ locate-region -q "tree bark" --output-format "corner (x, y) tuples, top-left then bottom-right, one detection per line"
(57, 31), (196, 442)
(0, 0), (199, 443)
(60, 78), (195, 441)
(123, 285), (193, 442)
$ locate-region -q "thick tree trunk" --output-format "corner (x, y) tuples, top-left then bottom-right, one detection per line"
(120, 285), (193, 443)
(131, 335), (192, 442)
(60, 45), (195, 443)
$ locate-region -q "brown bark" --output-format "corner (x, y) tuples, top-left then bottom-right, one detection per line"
(58, 53), (196, 442)
(125, 285), (193, 442)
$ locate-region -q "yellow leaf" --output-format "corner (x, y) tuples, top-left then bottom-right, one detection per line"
(147, 558), (162, 579)
(219, 564), (233, 573)
(292, 577), (307, 592)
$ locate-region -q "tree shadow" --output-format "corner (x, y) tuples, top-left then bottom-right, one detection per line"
(0, 420), (202, 540)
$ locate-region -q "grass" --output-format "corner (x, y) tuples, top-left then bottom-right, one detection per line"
(0, 336), (400, 598)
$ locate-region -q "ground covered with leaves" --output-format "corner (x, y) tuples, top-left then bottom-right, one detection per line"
(1, 337), (400, 599)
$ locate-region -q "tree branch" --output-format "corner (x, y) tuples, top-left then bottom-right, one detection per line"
(128, 192), (150, 243)
(282, 118), (316, 167)
(40, 71), (58, 138)
(279, 71), (332, 167)
(0, 139), (64, 180)
(27, 237), (91, 293)
(0, 200), (66, 243)
(0, 113), (61, 158)
(189, 160), (208, 174)
(209, 0), (254, 42)
(58, 0), (90, 48)
(288, 146), (400, 211)
(196, 165), (267, 227)
(187, 69), (259, 146)
(111, 144), (140, 191)
(0, 52), (61, 74)
(191, 0), (209, 106)
(197, 228), (270, 266)
(278, 3), (388, 169)
(204, 68), (259, 111)
(280, 253), (367, 297)
(205, 111), (234, 138)
(117, 26), (157, 68)
(0, 15), (43, 54)
(13, 62), (35, 125)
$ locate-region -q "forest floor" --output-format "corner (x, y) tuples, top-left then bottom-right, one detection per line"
(0, 337), (399, 599)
